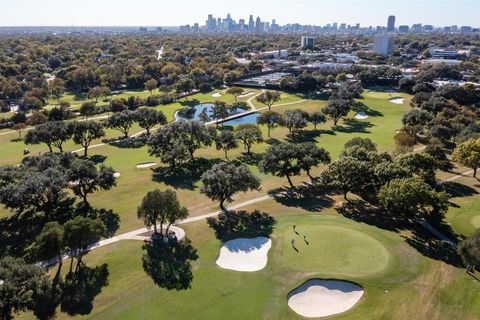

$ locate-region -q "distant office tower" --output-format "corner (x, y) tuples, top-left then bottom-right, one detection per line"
(332, 22), (338, 30)
(249, 15), (255, 32)
(301, 36), (315, 49)
(387, 15), (395, 32)
(340, 23), (346, 30)
(272, 19), (276, 25)
(461, 26), (472, 32)
(399, 25), (409, 33)
(373, 34), (394, 56)
(412, 24), (422, 32)
(355, 23), (360, 29)
(255, 16), (262, 33)
(451, 25), (458, 32)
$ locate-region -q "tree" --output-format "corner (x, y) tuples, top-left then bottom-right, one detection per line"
(87, 86), (111, 104)
(257, 111), (281, 138)
(395, 152), (437, 185)
(201, 162), (260, 211)
(79, 101), (96, 119)
(259, 142), (302, 188)
(68, 158), (116, 205)
(137, 189), (188, 236)
(425, 145), (453, 171)
(211, 100), (229, 124)
(297, 142), (331, 180)
(226, 87), (244, 104)
(344, 137), (377, 152)
(147, 121), (213, 169)
(458, 228), (480, 273)
(319, 156), (373, 200)
(234, 124), (263, 155)
(11, 123), (26, 140)
(63, 217), (106, 273)
(321, 99), (352, 126)
(402, 108), (433, 127)
(106, 110), (135, 138)
(255, 90), (281, 111)
(281, 109), (309, 134)
(0, 257), (52, 320)
(378, 177), (449, 219)
(309, 112), (326, 130)
(70, 121), (105, 157)
(215, 130), (238, 160)
(176, 78), (195, 100)
(452, 138), (480, 178)
(135, 108), (167, 135)
(26, 111), (48, 126)
(25, 121), (72, 152)
(48, 78), (65, 104)
(144, 79), (158, 95)
(32, 222), (65, 275)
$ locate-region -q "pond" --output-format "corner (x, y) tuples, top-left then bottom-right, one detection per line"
(175, 103), (259, 125)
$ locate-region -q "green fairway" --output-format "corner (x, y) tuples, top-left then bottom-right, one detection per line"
(19, 202), (480, 320)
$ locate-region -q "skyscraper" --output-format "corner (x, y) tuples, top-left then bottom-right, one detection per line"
(248, 15), (255, 33)
(387, 15), (395, 32)
(255, 16), (262, 33)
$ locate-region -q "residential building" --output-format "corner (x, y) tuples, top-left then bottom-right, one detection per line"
(373, 34), (394, 56)
(301, 36), (315, 50)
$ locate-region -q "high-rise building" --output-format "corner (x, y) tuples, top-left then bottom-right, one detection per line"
(373, 34), (394, 56)
(399, 25), (409, 33)
(332, 22), (338, 30)
(340, 23), (346, 30)
(301, 36), (315, 49)
(248, 15), (255, 33)
(387, 15), (395, 32)
(255, 16), (262, 33)
(412, 24), (422, 32)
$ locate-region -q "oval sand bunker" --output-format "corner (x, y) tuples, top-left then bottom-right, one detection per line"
(288, 279), (364, 318)
(216, 237), (271, 272)
(389, 97), (404, 104)
(136, 162), (157, 168)
(354, 111), (368, 120)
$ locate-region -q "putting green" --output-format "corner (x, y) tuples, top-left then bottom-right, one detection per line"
(278, 223), (391, 276)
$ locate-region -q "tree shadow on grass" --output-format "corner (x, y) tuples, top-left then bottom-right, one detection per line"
(151, 158), (222, 190)
(335, 199), (409, 233)
(142, 238), (198, 290)
(109, 136), (147, 149)
(353, 102), (383, 117)
(179, 99), (200, 107)
(265, 137), (281, 145)
(438, 181), (479, 198)
(403, 228), (462, 268)
(268, 185), (334, 212)
(207, 210), (276, 242)
(60, 264), (109, 316)
(89, 154), (107, 164)
(286, 130), (321, 143)
(237, 152), (263, 166)
(335, 119), (374, 134)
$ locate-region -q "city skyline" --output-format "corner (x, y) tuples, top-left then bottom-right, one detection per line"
(0, 0), (479, 27)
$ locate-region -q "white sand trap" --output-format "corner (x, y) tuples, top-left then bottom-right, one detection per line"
(136, 162), (157, 168)
(212, 92), (222, 98)
(389, 97), (404, 104)
(113, 172), (121, 177)
(354, 111), (369, 120)
(288, 279), (364, 318)
(216, 237), (271, 272)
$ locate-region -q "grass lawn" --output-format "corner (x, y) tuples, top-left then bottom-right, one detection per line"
(6, 88), (480, 319)
(19, 201), (480, 319)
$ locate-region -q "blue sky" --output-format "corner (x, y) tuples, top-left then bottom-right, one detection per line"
(0, 0), (478, 27)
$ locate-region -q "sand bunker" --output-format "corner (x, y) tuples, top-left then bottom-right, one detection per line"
(113, 172), (121, 177)
(212, 92), (222, 98)
(288, 279), (364, 318)
(216, 237), (271, 272)
(136, 162), (157, 168)
(354, 111), (369, 120)
(389, 97), (404, 104)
